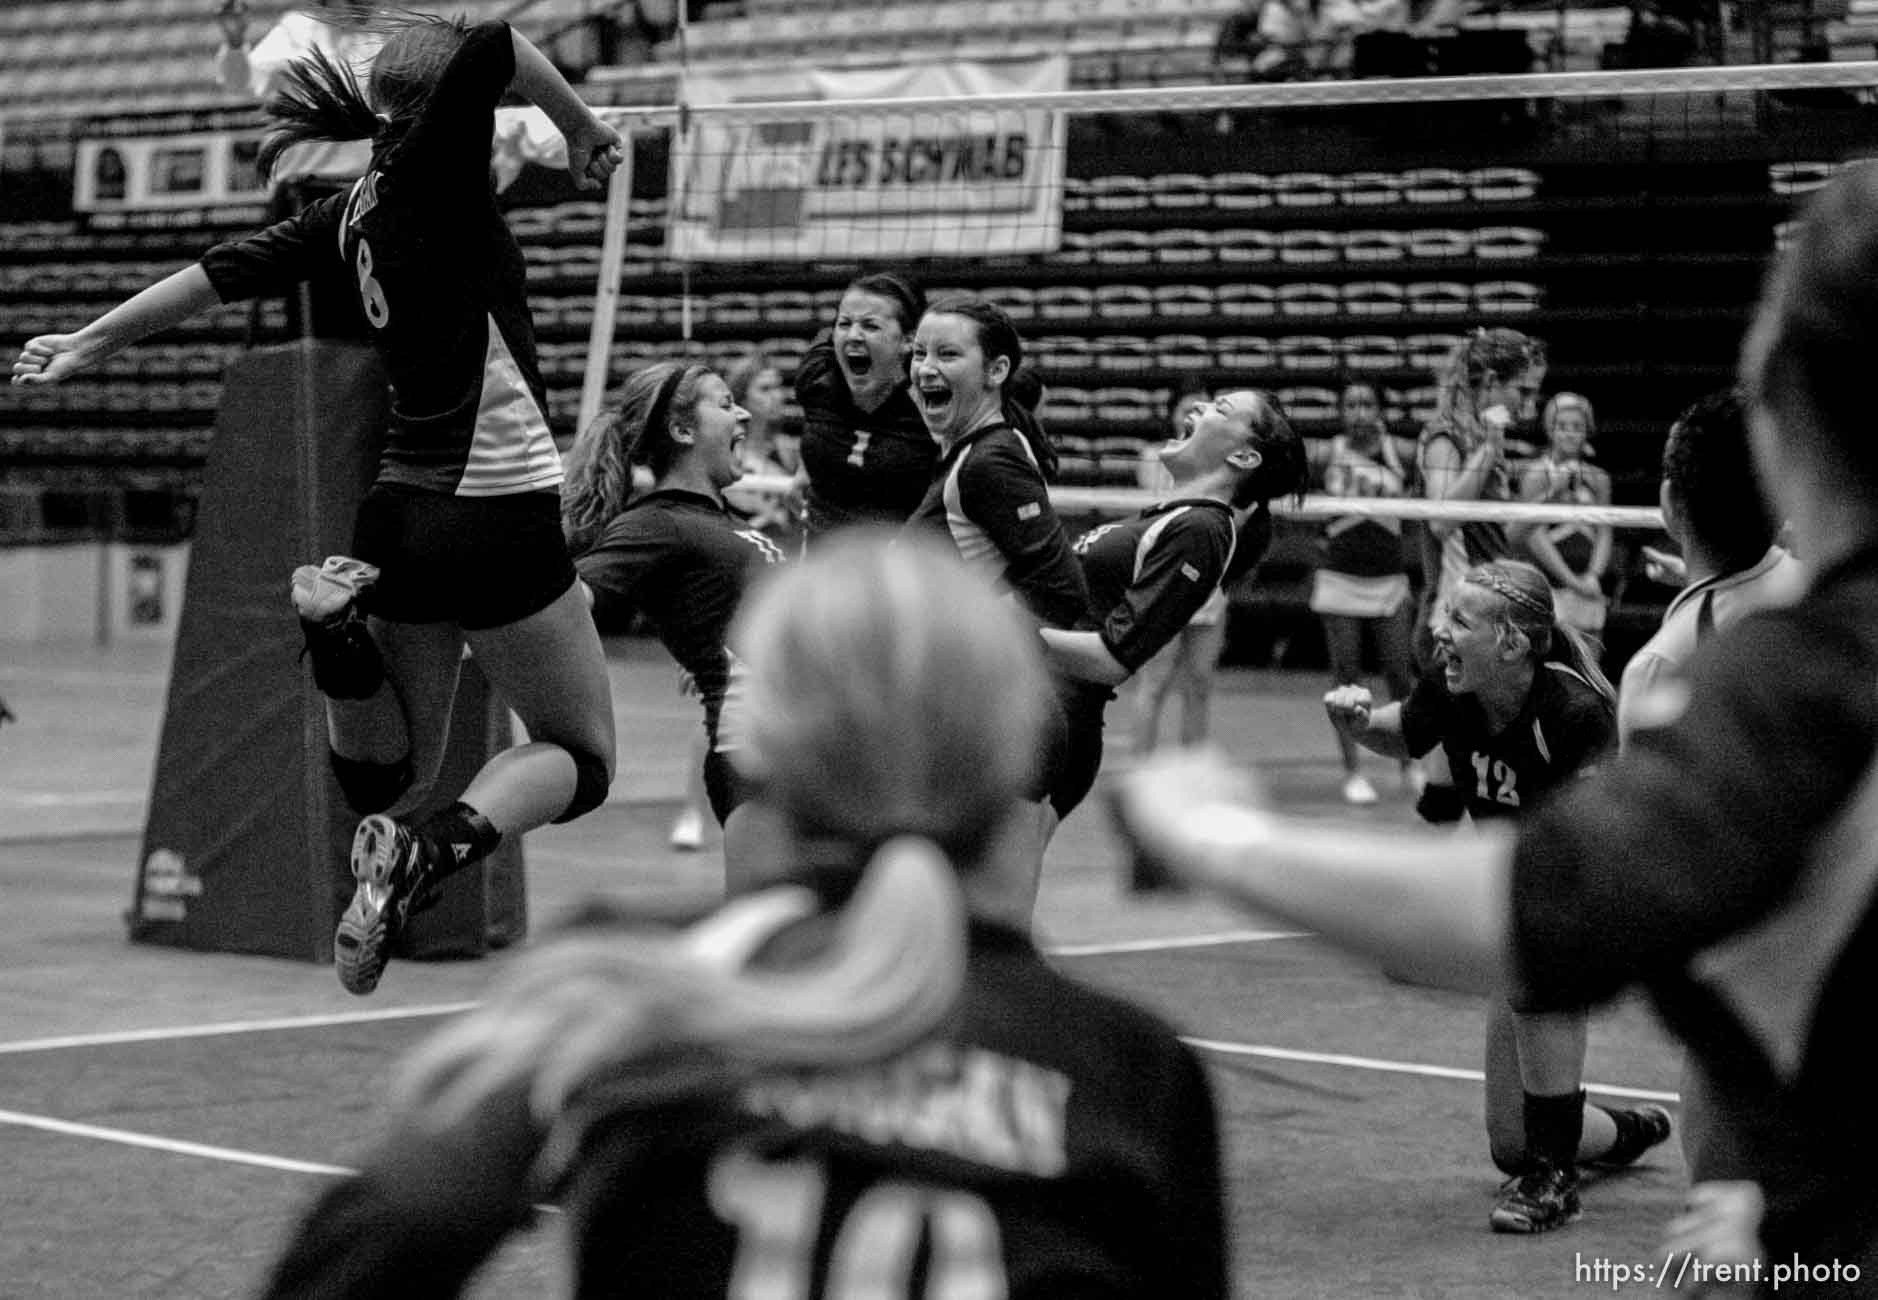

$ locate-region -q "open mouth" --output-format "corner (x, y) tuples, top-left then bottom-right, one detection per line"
(917, 385), (953, 418)
(841, 346), (874, 378)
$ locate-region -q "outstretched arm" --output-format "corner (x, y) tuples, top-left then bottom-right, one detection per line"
(508, 27), (622, 190)
(11, 265), (221, 386)
(1112, 748), (1512, 992)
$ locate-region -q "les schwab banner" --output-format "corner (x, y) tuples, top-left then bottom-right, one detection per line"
(667, 57), (1068, 262)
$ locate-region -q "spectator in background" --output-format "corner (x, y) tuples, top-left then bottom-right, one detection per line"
(1132, 389), (1230, 757)
(1414, 327), (1547, 670)
(793, 272), (931, 543)
(215, 0), (379, 100)
(725, 354), (800, 535)
(1313, 377), (1416, 805)
(1615, 388), (1807, 1187)
(1515, 392), (1612, 640)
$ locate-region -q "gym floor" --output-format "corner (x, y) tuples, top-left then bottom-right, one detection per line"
(0, 637), (1685, 1298)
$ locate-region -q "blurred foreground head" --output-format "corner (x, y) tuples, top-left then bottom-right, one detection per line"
(734, 530), (1050, 869)
(1741, 159), (1878, 515)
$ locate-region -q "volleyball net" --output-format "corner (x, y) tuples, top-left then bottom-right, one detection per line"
(516, 56), (1878, 529)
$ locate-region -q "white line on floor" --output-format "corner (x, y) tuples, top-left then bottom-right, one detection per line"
(0, 1107), (353, 1177)
(0, 1003), (479, 1056)
(0, 932), (1303, 1056)
(1047, 929), (1307, 957)
(1183, 1037), (1681, 1104)
(0, 790), (147, 807)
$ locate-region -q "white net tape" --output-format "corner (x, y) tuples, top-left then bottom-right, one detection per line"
(726, 475), (1664, 528)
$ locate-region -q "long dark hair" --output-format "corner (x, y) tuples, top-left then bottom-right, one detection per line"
(563, 362), (712, 552)
(923, 295), (1059, 481)
(257, 11), (468, 178)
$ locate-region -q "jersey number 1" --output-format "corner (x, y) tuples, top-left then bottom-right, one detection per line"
(709, 1148), (1007, 1299)
(354, 238), (390, 328)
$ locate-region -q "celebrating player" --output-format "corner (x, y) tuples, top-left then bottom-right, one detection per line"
(562, 362), (787, 890)
(10, 17), (627, 995)
(1046, 388), (1307, 888)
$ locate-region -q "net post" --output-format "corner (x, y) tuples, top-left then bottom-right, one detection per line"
(577, 128), (636, 439)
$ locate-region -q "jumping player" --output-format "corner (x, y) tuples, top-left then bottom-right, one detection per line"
(1046, 388), (1307, 887)
(256, 535), (1228, 1300)
(793, 272), (932, 541)
(11, 16), (627, 995)
(562, 362), (787, 891)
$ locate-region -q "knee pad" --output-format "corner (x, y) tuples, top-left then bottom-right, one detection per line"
(552, 744), (613, 824)
(329, 750), (414, 815)
(1416, 781), (1467, 825)
(303, 610), (385, 700)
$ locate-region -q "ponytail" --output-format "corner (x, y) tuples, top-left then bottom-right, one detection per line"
(257, 47), (381, 179)
(1002, 364), (1058, 483)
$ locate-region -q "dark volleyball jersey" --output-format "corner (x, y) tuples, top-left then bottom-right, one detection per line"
(1400, 660), (1613, 822)
(905, 422), (1091, 632)
(199, 22), (560, 498)
(1071, 498), (1236, 673)
(258, 922), (1228, 1300)
(1510, 548), (1878, 1278)
(576, 489), (785, 736)
(795, 329), (935, 530)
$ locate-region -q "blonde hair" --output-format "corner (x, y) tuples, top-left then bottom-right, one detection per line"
(1462, 559), (1615, 706)
(733, 529), (1050, 865)
(1542, 392), (1596, 442)
(1430, 327), (1546, 447)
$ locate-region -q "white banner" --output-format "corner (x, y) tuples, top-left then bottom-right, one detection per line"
(668, 57), (1069, 262)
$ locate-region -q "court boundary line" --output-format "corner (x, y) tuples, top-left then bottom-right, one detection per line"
(0, 1107), (355, 1178)
(0, 1035), (1678, 1185)
(1183, 1037), (1681, 1104)
(0, 932), (1304, 1056)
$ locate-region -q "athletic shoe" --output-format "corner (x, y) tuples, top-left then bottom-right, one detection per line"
(1490, 1161), (1582, 1234)
(669, 806), (705, 851)
(1342, 773), (1380, 805)
(335, 813), (437, 996)
(1586, 1104), (1674, 1169)
(292, 556), (384, 700)
(292, 555), (379, 625)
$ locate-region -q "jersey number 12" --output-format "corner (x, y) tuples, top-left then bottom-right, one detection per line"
(709, 1148), (1008, 1299)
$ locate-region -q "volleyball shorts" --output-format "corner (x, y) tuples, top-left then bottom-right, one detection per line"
(351, 484), (576, 631)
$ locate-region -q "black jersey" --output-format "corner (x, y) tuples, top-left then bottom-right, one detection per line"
(795, 330), (935, 532)
(1400, 661), (1613, 822)
(904, 422), (1091, 632)
(199, 22), (560, 498)
(258, 922), (1228, 1300)
(575, 489), (785, 736)
(1071, 499), (1236, 674)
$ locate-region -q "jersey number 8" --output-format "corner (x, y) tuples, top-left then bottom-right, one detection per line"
(354, 238), (390, 329)
(710, 1147), (1007, 1299)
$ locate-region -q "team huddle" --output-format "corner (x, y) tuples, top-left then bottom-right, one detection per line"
(10, 8), (1875, 1296)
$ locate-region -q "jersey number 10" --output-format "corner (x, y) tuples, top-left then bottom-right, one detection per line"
(709, 1148), (1008, 1299)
